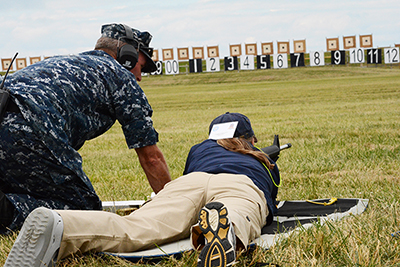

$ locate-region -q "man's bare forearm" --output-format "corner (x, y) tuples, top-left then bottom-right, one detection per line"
(135, 145), (171, 193)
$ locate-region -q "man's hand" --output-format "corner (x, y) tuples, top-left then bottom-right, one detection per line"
(135, 144), (171, 193)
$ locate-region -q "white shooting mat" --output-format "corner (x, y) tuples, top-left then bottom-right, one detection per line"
(102, 198), (369, 263)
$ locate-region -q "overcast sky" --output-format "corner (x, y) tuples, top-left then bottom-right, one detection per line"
(1, 0), (399, 61)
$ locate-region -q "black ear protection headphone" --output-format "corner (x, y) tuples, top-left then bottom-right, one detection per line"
(116, 24), (138, 71)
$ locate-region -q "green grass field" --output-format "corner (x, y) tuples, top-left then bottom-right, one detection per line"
(1, 65), (400, 266)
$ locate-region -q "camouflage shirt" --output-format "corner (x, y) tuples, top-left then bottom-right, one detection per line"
(4, 50), (158, 179)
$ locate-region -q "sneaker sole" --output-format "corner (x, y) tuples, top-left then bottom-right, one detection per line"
(197, 202), (235, 267)
(4, 207), (63, 267)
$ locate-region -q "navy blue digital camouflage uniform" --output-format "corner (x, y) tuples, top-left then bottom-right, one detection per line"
(0, 49), (158, 234)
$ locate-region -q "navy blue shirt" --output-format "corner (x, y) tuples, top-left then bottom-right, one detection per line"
(183, 139), (280, 215)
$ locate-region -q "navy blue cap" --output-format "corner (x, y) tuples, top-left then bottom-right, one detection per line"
(209, 112), (256, 140)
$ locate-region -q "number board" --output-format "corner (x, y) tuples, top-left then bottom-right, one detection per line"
(366, 49), (382, 64)
(290, 53), (305, 67)
(273, 54), (288, 69)
(164, 60), (179, 75)
(150, 61), (163, 75)
(189, 59), (202, 73)
(224, 56), (238, 71)
(240, 55), (254, 70)
(206, 57), (220, 72)
(349, 48), (365, 64)
(331, 50), (346, 65)
(257, 55), (271, 69)
(384, 47), (400, 64)
(309, 51), (325, 66)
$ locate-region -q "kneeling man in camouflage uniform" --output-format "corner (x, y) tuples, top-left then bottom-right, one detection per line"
(0, 23), (171, 234)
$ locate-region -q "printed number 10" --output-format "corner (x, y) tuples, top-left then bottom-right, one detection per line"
(350, 48), (365, 63)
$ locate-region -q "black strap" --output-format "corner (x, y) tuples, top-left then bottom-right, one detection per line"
(122, 24), (134, 40)
(0, 190), (15, 227)
(5, 99), (20, 113)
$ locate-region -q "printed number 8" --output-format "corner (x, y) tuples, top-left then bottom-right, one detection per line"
(314, 52), (320, 65)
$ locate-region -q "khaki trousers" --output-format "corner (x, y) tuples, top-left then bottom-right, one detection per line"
(57, 172), (268, 259)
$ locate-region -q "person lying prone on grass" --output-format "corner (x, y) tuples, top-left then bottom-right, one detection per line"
(5, 112), (280, 267)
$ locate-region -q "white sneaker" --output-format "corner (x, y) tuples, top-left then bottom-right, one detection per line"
(4, 207), (64, 267)
(197, 202), (236, 267)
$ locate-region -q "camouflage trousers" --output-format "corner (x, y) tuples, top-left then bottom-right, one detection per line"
(0, 112), (102, 235)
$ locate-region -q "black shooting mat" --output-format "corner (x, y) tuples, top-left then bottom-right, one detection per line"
(261, 198), (361, 235)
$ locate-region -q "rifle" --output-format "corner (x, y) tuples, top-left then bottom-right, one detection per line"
(261, 134), (292, 162)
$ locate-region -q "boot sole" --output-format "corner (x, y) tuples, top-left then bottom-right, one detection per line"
(4, 207), (63, 267)
(197, 202), (235, 267)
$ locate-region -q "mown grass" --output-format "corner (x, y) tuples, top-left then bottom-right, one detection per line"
(1, 65), (400, 266)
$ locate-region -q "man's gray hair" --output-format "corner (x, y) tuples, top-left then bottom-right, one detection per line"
(94, 37), (126, 56)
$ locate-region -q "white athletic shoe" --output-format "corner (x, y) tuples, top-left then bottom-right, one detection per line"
(197, 202), (236, 267)
(4, 207), (64, 267)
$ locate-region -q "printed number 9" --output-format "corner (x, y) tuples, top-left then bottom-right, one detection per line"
(334, 51), (341, 64)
